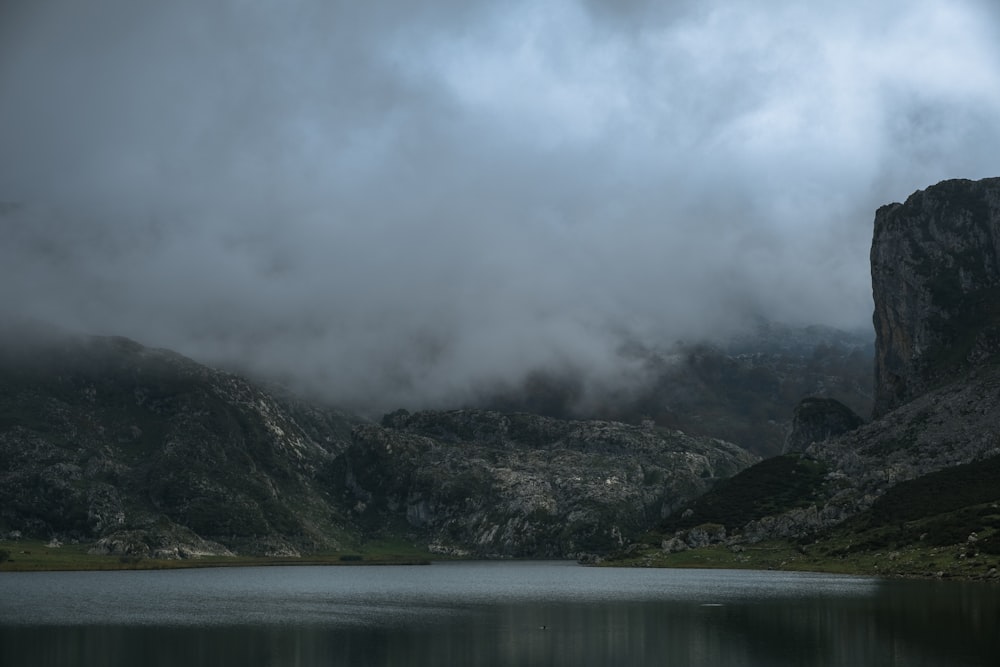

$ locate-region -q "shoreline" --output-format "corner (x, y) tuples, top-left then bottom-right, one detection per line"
(0, 539), (433, 572)
(2, 539), (998, 583)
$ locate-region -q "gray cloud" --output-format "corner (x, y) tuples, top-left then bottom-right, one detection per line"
(2, 0), (999, 410)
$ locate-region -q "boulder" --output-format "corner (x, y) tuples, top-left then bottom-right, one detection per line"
(784, 397), (864, 452)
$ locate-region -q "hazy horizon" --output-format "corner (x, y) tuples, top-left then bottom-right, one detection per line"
(2, 0), (998, 410)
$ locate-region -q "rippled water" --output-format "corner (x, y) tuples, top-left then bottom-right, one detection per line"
(1, 561), (997, 666)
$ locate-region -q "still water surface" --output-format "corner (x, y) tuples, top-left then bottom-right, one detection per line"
(1, 561), (997, 666)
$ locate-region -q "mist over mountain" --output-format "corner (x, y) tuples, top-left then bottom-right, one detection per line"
(3, 0), (1000, 410)
(470, 322), (874, 456)
(2, 177), (998, 570)
(0, 321), (757, 558)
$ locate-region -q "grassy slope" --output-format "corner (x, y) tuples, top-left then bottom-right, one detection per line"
(660, 454), (829, 532)
(611, 454), (1000, 581)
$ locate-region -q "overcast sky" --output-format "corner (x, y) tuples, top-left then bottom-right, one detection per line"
(2, 0), (999, 409)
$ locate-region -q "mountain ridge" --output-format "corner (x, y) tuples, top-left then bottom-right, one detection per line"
(0, 324), (758, 560)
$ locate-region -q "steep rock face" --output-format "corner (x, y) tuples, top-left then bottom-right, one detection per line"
(334, 409), (758, 558)
(0, 326), (359, 556)
(872, 177), (1000, 417)
(784, 397), (864, 453)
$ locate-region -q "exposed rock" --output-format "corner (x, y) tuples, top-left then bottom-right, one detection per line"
(684, 523), (726, 548)
(254, 538), (302, 558)
(90, 525), (234, 559)
(872, 177), (1000, 417)
(335, 409), (758, 557)
(732, 365), (1000, 543)
(741, 504), (850, 543)
(784, 397), (864, 453)
(428, 543), (471, 558)
(661, 536), (688, 553)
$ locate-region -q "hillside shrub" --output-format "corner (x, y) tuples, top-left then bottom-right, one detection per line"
(662, 454), (827, 531)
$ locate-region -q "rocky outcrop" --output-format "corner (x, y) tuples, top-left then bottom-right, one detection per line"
(871, 177), (1000, 417)
(784, 397), (864, 453)
(89, 524), (235, 559)
(333, 409), (758, 558)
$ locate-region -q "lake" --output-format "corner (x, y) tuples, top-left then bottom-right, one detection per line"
(1, 561), (997, 666)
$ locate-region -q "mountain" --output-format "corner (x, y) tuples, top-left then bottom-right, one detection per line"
(0, 324), (361, 558)
(0, 323), (756, 560)
(634, 178), (1000, 578)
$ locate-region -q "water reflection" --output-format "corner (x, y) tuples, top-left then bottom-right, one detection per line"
(1, 564), (997, 667)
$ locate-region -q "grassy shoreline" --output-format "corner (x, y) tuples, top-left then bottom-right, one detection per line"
(3, 538), (998, 582)
(0, 539), (432, 572)
(601, 538), (1000, 582)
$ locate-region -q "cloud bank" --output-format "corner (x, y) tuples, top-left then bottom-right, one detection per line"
(2, 0), (999, 409)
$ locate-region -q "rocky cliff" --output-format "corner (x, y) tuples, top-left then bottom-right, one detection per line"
(872, 177), (1000, 417)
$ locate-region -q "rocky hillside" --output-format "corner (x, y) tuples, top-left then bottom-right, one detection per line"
(333, 409), (756, 558)
(0, 323), (757, 560)
(727, 370), (1000, 542)
(644, 178), (1000, 570)
(0, 323), (360, 558)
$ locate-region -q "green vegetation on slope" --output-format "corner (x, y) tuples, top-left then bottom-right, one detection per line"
(0, 538), (434, 571)
(607, 536), (1000, 580)
(661, 454), (828, 532)
(837, 454), (1000, 556)
(615, 454), (1000, 580)
(864, 454), (1000, 525)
